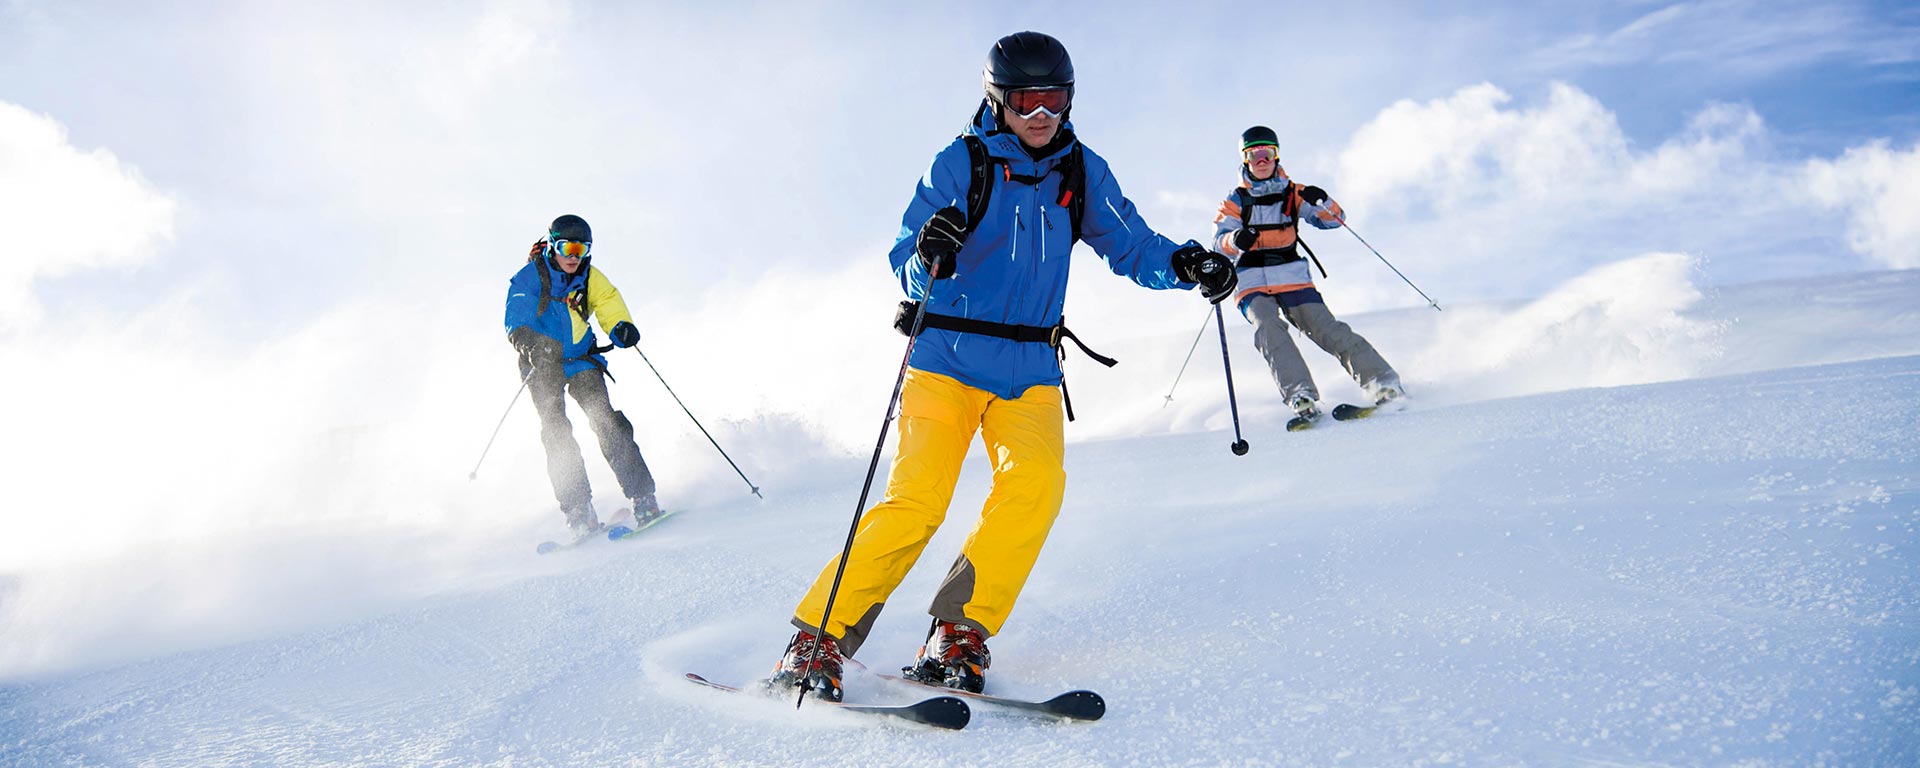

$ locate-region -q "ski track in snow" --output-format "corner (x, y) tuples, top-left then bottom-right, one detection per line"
(4, 278), (1920, 765)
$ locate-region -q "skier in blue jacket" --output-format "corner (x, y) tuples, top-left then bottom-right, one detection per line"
(768, 32), (1239, 701)
(504, 214), (661, 539)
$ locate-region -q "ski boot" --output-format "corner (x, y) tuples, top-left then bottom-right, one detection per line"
(562, 503), (602, 540)
(1367, 377), (1405, 407)
(1286, 393), (1322, 432)
(630, 492), (665, 527)
(766, 630), (844, 702)
(902, 620), (990, 693)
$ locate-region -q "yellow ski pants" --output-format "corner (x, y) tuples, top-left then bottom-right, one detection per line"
(792, 368), (1066, 656)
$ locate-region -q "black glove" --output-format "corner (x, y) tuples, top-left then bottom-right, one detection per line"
(509, 326), (562, 369)
(528, 239), (547, 260)
(1231, 227), (1259, 252)
(1299, 185), (1329, 206)
(1171, 245), (1239, 304)
(915, 206), (968, 279)
(609, 321), (640, 348)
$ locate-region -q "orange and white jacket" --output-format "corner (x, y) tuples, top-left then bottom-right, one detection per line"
(1212, 167), (1343, 311)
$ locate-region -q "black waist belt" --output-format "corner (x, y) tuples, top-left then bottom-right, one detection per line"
(895, 301), (1116, 367)
(893, 301), (1117, 421)
(1236, 247), (1303, 269)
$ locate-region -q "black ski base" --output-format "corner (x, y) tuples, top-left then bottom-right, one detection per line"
(683, 673), (971, 730)
(857, 661), (1105, 721)
(1331, 402), (1378, 420)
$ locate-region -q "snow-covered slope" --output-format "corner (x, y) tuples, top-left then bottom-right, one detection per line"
(3, 270), (1918, 766)
(4, 360), (1916, 765)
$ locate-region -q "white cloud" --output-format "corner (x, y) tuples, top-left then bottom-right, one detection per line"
(1410, 251), (1724, 399)
(1803, 140), (1920, 269)
(1335, 82), (1767, 219)
(1318, 81), (1827, 310)
(0, 101), (177, 330)
(1324, 80), (1907, 305)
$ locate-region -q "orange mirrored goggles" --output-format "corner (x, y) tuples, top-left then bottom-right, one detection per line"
(1243, 145), (1279, 163)
(551, 238), (591, 258)
(1005, 87), (1071, 119)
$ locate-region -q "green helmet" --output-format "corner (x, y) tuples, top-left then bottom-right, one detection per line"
(1240, 125), (1278, 152)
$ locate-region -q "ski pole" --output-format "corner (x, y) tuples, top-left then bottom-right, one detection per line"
(1336, 214), (1441, 311)
(1162, 305), (1215, 407)
(469, 366), (536, 480)
(797, 271), (942, 709)
(1214, 302), (1250, 456)
(632, 347), (763, 499)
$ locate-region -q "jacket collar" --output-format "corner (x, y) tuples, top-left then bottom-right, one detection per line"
(1240, 165), (1292, 196)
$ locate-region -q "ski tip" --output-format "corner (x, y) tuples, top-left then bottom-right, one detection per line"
(910, 696), (972, 730)
(1330, 403), (1378, 421)
(1043, 690), (1107, 721)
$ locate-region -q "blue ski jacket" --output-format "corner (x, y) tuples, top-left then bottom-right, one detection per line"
(504, 256), (636, 378)
(891, 103), (1203, 400)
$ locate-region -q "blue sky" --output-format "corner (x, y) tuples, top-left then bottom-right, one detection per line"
(2, 1), (1914, 334)
(0, 0), (1916, 456)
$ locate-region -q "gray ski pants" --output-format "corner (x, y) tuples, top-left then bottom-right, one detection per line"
(525, 363), (656, 511)
(1245, 293), (1397, 402)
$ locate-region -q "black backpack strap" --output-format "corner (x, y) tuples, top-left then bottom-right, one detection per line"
(573, 261), (593, 322)
(1237, 183), (1301, 233)
(1296, 236), (1329, 279)
(1059, 144), (1086, 243)
(963, 135), (995, 230)
(964, 135), (1088, 244)
(534, 256), (553, 318)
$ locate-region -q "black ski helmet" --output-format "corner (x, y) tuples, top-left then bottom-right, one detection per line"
(548, 214), (591, 243)
(1241, 125), (1279, 152)
(983, 32), (1074, 120)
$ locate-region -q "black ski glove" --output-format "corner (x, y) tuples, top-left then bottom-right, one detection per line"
(609, 321), (640, 348)
(1171, 245), (1239, 304)
(1299, 185), (1329, 206)
(528, 239), (548, 260)
(1231, 227), (1259, 252)
(916, 206), (968, 279)
(509, 326), (562, 370)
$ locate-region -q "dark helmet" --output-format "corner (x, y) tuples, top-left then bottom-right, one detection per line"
(983, 31), (1074, 119)
(548, 214), (591, 243)
(1241, 125), (1279, 152)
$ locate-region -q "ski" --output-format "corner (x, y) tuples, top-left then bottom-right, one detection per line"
(606, 508), (677, 541)
(1331, 402), (1378, 421)
(535, 508), (635, 555)
(682, 673), (971, 730)
(868, 667), (1104, 721)
(1287, 402), (1379, 432)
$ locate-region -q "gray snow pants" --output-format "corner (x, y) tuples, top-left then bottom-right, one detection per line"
(524, 363), (656, 512)
(1245, 293), (1398, 402)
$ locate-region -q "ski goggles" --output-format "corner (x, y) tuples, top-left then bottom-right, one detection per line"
(1004, 87), (1071, 119)
(1243, 145), (1279, 163)
(551, 238), (591, 258)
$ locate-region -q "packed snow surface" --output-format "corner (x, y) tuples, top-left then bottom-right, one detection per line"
(3, 269), (1917, 766)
